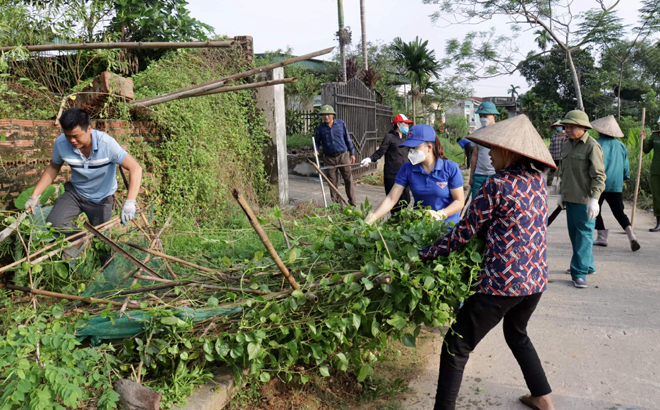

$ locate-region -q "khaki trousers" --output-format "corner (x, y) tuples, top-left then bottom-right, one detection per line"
(322, 151), (356, 206)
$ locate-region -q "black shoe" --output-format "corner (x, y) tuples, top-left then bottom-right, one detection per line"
(651, 217), (660, 232)
(573, 277), (588, 288)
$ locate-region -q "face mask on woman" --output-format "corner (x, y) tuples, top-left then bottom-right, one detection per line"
(408, 146), (428, 165)
(399, 125), (409, 135)
(480, 117), (491, 127)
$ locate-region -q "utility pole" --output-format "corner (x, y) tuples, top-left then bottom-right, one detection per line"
(337, 0), (347, 82)
(360, 0), (368, 70)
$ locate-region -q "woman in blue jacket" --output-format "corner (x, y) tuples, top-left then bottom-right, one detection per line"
(364, 124), (464, 225)
(591, 115), (640, 251)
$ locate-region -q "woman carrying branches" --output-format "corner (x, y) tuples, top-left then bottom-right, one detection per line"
(364, 124), (464, 225)
(418, 115), (555, 410)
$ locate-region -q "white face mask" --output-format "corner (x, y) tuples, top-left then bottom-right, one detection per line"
(408, 147), (428, 165)
(480, 117), (491, 127)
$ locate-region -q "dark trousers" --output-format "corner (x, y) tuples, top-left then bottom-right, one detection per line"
(323, 152), (356, 206)
(46, 182), (114, 236)
(384, 176), (410, 215)
(595, 191), (631, 231)
(547, 159), (561, 187)
(435, 292), (551, 410)
(464, 145), (473, 168)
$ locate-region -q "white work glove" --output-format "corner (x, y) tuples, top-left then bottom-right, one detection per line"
(364, 212), (378, 225)
(121, 200), (137, 225)
(557, 195), (563, 210)
(587, 197), (599, 220)
(24, 196), (40, 214)
(426, 210), (447, 221)
(360, 157), (372, 167)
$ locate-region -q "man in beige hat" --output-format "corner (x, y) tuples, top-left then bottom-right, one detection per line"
(419, 115), (556, 410)
(547, 121), (565, 187)
(558, 110), (606, 289)
(314, 105), (357, 206)
(591, 115), (639, 251)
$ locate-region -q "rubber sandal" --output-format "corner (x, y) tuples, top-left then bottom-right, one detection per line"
(519, 395), (541, 410)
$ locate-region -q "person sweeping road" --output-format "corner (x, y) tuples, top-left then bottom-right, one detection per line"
(419, 115), (556, 410)
(643, 115), (660, 232)
(360, 114), (413, 214)
(590, 115), (640, 251)
(558, 110), (606, 289)
(364, 124), (464, 225)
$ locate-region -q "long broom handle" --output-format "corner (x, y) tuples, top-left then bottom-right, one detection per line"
(631, 108), (646, 229)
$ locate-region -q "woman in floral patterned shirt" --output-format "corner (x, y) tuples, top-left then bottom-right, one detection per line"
(419, 115), (557, 410)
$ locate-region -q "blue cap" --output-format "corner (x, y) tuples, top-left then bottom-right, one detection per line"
(475, 101), (499, 115)
(400, 124), (436, 148)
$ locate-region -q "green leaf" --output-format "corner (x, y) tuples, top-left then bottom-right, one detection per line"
(253, 251), (264, 261)
(361, 278), (374, 290)
(273, 206), (283, 219)
(371, 319), (380, 337)
(402, 333), (416, 348)
(310, 343), (323, 360)
(386, 314), (407, 330)
(319, 366), (330, 377)
(207, 296), (219, 307)
(52, 305), (63, 319)
(247, 342), (260, 360)
(357, 364), (372, 382)
(470, 251), (483, 263)
(352, 313), (361, 330)
(259, 372), (271, 383)
(291, 289), (304, 298)
(300, 374), (310, 384)
(160, 316), (180, 326)
(288, 247), (299, 264)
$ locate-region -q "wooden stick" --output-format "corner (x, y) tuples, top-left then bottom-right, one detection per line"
(278, 218), (291, 249)
(232, 190), (300, 290)
(124, 243), (215, 273)
(0, 283), (138, 308)
(0, 216), (122, 275)
(194, 78), (297, 97)
(0, 212), (27, 243)
(306, 159), (349, 206)
(132, 46), (334, 107)
(0, 40), (237, 53)
(632, 108), (646, 229)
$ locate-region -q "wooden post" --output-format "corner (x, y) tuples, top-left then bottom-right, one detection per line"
(631, 108), (646, 229)
(232, 190), (300, 290)
(306, 159), (349, 206)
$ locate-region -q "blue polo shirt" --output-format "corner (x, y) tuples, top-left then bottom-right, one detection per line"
(51, 129), (127, 203)
(314, 119), (355, 156)
(395, 159), (464, 223)
(458, 138), (471, 149)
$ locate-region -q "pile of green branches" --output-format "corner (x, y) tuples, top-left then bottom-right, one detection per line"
(0, 204), (483, 408)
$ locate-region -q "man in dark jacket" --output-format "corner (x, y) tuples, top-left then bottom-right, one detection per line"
(314, 105), (356, 206)
(361, 113), (413, 213)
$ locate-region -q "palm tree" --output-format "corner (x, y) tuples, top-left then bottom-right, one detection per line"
(392, 36), (440, 121)
(507, 84), (520, 100)
(534, 29), (553, 51)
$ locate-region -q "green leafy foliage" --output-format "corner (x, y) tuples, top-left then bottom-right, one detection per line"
(14, 185), (58, 210)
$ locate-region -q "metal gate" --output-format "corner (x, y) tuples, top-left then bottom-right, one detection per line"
(321, 78), (393, 178)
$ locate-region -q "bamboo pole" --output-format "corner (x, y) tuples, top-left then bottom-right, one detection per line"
(278, 218), (291, 249)
(0, 283), (138, 308)
(232, 189), (300, 290)
(0, 216), (122, 275)
(306, 159), (349, 206)
(632, 108), (646, 229)
(0, 212), (27, 243)
(0, 40), (236, 53)
(132, 46), (334, 107)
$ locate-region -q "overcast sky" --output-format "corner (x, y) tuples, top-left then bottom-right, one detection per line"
(188, 0), (644, 98)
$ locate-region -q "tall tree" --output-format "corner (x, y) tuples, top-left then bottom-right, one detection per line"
(427, 0), (623, 111)
(360, 0), (368, 70)
(534, 29), (553, 51)
(508, 84), (520, 99)
(337, 0), (347, 82)
(392, 36), (440, 120)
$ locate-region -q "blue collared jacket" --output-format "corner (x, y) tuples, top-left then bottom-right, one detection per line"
(314, 119), (355, 156)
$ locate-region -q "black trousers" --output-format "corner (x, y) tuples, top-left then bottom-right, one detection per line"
(464, 144), (473, 168)
(384, 176), (410, 215)
(46, 182), (114, 237)
(595, 191), (631, 231)
(434, 292), (551, 410)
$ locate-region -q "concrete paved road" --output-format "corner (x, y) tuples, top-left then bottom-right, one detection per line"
(406, 194), (660, 410)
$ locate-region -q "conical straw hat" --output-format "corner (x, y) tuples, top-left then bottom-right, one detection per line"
(590, 115), (624, 138)
(468, 114), (556, 170)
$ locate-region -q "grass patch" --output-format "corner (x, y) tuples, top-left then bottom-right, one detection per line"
(288, 133), (314, 149)
(357, 170), (384, 187)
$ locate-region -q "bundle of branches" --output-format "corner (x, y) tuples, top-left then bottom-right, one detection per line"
(0, 196), (483, 408)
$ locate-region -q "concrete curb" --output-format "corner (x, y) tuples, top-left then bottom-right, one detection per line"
(173, 368), (246, 410)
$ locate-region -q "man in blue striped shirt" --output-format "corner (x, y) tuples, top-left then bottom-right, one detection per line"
(24, 108), (143, 234)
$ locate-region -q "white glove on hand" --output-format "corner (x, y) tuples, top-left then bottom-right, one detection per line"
(121, 200), (137, 225)
(360, 157), (372, 167)
(24, 196), (40, 214)
(426, 210), (447, 221)
(364, 212), (378, 225)
(557, 195), (563, 210)
(587, 197), (599, 220)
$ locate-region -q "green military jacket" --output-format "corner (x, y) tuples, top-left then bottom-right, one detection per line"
(559, 132), (606, 204)
(643, 131), (660, 175)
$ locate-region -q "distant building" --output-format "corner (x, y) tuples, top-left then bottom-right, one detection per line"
(482, 96), (518, 118)
(445, 97), (482, 131)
